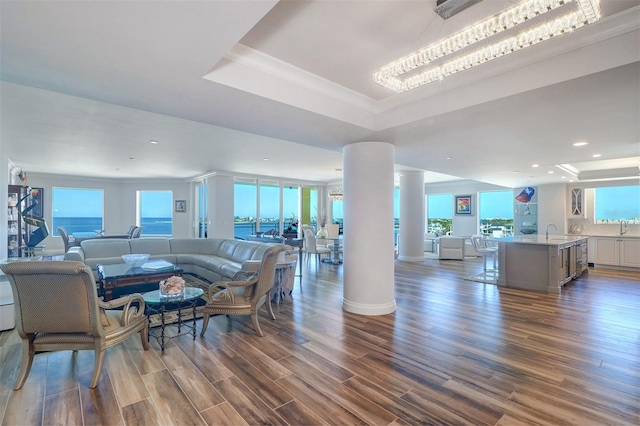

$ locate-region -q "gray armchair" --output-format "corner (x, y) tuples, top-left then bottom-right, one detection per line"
(0, 261), (149, 389)
(200, 245), (282, 337)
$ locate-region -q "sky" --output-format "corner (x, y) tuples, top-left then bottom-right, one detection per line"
(595, 186), (640, 220)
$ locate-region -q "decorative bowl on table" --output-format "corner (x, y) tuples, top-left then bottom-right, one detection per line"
(159, 275), (186, 298)
(122, 253), (150, 268)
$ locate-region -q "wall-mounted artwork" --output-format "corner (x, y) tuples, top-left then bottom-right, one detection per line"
(455, 195), (472, 215)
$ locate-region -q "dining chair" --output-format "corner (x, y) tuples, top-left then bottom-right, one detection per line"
(131, 226), (144, 238)
(56, 226), (75, 253)
(302, 227), (331, 263)
(0, 261), (149, 389)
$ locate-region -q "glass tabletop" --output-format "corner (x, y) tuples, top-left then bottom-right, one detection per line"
(143, 287), (204, 305)
(97, 262), (182, 280)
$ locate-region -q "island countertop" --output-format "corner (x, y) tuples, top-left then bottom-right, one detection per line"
(495, 235), (587, 246)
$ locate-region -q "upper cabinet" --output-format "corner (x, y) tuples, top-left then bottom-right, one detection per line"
(569, 188), (586, 218)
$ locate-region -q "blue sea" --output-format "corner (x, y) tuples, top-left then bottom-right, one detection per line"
(53, 217), (172, 236)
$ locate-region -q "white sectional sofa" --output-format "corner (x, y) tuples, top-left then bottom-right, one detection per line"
(64, 237), (280, 283)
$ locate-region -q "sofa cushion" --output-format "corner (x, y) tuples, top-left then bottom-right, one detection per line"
(130, 237), (171, 255)
(170, 238), (223, 255)
(81, 239), (131, 259)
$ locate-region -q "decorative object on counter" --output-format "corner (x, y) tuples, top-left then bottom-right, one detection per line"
(569, 224), (582, 234)
(159, 275), (185, 297)
(122, 253), (150, 268)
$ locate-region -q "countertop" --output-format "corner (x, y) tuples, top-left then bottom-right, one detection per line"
(567, 234), (639, 239)
(495, 235), (588, 246)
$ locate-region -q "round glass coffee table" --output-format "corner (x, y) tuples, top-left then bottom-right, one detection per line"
(143, 287), (204, 351)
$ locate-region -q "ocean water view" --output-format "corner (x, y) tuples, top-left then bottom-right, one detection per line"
(53, 217), (173, 236)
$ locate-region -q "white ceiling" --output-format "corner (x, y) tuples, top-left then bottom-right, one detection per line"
(1, 0), (639, 187)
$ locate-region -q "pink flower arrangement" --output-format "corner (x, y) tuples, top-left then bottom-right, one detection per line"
(159, 275), (185, 295)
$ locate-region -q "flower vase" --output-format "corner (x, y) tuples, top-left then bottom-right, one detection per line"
(317, 226), (328, 238)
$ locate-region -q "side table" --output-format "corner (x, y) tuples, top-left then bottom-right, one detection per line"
(143, 287), (204, 351)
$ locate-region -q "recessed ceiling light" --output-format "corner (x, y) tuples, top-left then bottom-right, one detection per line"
(592, 153), (602, 158)
(548, 171), (554, 174)
(150, 140), (158, 144)
(573, 141), (589, 147)
(561, 176), (566, 179)
(263, 158), (269, 161)
(445, 157), (452, 160)
(532, 164), (539, 168)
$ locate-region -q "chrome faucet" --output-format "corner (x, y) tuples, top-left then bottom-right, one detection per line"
(545, 223), (557, 240)
(620, 219), (628, 235)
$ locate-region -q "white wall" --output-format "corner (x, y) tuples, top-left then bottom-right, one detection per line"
(538, 183), (566, 236)
(208, 174), (235, 239)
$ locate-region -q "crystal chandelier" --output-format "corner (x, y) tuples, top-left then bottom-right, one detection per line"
(328, 187), (343, 201)
(328, 168), (343, 201)
(374, 0), (601, 93)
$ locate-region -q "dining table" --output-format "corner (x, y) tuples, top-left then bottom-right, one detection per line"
(321, 236), (343, 264)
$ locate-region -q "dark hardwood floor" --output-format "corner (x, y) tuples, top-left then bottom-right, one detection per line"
(1, 256), (638, 425)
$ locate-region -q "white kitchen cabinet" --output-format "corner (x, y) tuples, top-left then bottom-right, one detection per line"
(588, 237), (596, 264)
(594, 237), (640, 268)
(620, 239), (640, 268)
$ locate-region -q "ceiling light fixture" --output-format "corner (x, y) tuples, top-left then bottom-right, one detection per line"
(150, 140), (158, 144)
(573, 141), (589, 146)
(592, 153), (602, 158)
(556, 163), (579, 176)
(328, 187), (344, 201)
(328, 169), (344, 201)
(374, 0), (601, 93)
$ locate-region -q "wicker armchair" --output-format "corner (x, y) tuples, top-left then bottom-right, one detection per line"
(200, 245), (282, 337)
(0, 261), (149, 390)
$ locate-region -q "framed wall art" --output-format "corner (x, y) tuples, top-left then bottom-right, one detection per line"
(175, 200), (186, 213)
(455, 195), (472, 215)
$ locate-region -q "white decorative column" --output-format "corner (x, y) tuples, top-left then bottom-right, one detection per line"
(343, 142), (396, 315)
(208, 175), (235, 239)
(398, 171), (425, 262)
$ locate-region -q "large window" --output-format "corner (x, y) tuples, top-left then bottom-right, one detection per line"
(479, 190), (514, 236)
(137, 191), (173, 235)
(282, 184), (299, 235)
(595, 185), (640, 222)
(52, 188), (104, 235)
(259, 181), (279, 234)
(427, 193), (452, 235)
(234, 180), (257, 239)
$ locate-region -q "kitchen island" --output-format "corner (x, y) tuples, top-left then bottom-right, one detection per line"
(496, 235), (588, 294)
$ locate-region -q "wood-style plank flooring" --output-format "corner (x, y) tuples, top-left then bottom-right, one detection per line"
(1, 256), (639, 425)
